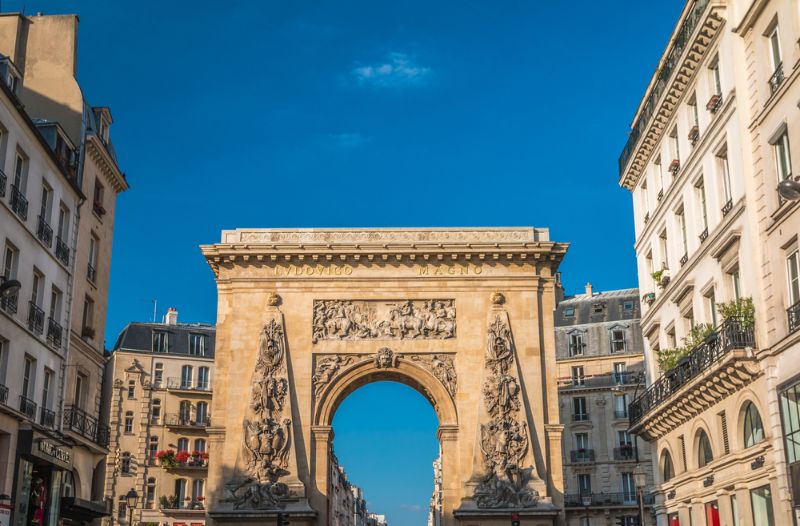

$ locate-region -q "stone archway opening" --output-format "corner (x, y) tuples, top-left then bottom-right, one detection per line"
(331, 380), (439, 526)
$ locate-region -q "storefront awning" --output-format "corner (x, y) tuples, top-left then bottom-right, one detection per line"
(60, 497), (111, 521)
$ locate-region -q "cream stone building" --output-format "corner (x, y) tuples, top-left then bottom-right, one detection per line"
(554, 285), (654, 526)
(200, 227), (568, 526)
(619, 0), (800, 524)
(103, 311), (214, 526)
(0, 11), (129, 526)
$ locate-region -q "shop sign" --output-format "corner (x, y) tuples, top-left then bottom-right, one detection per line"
(0, 502), (11, 526)
(36, 440), (72, 468)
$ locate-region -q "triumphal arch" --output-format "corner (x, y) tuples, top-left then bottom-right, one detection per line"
(201, 228), (568, 525)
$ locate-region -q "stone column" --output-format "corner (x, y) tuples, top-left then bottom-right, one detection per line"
(438, 424), (459, 526)
(545, 424), (565, 524)
(310, 425), (332, 525)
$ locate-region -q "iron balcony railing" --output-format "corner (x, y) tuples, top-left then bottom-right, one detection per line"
(0, 383), (7, 404)
(10, 184), (28, 220)
(769, 63), (785, 94)
(788, 300), (800, 333)
(618, 0), (710, 175)
(564, 493), (655, 507)
(19, 395), (37, 420)
(559, 372), (637, 389)
(36, 215), (53, 247)
(613, 446), (637, 461)
(64, 405), (110, 447)
(0, 168), (6, 197)
(630, 316), (755, 425)
(40, 407), (56, 428)
(55, 236), (70, 266)
(722, 198), (734, 216)
(28, 302), (45, 335)
(0, 289), (17, 314)
(47, 317), (63, 348)
(165, 413), (211, 427)
(569, 449), (595, 463)
(572, 413), (590, 422)
(166, 377), (211, 391)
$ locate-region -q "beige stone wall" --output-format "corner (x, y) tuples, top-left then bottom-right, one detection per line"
(202, 228), (568, 526)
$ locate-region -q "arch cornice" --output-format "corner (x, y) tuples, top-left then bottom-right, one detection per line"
(313, 355), (458, 428)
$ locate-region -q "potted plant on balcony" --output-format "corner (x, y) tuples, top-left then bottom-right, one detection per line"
(717, 297), (755, 328)
(642, 292), (656, 305)
(176, 450), (191, 466)
(656, 323), (714, 373)
(651, 268), (670, 289)
(156, 449), (177, 468)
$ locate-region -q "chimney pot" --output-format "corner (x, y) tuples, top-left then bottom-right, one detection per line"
(585, 282), (593, 297)
(165, 307), (178, 325)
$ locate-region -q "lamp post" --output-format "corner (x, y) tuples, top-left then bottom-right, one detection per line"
(634, 464), (647, 526)
(581, 493), (592, 526)
(125, 489), (139, 526)
(0, 277), (21, 297)
(778, 178), (800, 201)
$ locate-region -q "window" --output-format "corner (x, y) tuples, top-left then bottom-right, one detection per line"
(730, 268), (741, 300)
(56, 204), (69, 242)
(621, 472), (636, 503)
(787, 246), (800, 306)
(194, 438), (207, 452)
(623, 301), (634, 312)
(197, 367), (209, 390)
(74, 372), (86, 408)
(743, 402), (765, 447)
(575, 432), (589, 449)
(662, 450), (674, 482)
(92, 179), (105, 216)
(148, 436), (158, 459)
(3, 242), (18, 279)
(668, 513), (680, 526)
(697, 429), (713, 468)
(192, 479), (204, 501)
(117, 497), (127, 521)
(618, 430), (632, 447)
(705, 501), (721, 526)
(769, 25), (782, 72)
(82, 297), (94, 334)
(153, 363), (163, 386)
(573, 397), (588, 420)
(613, 362), (627, 384)
(750, 485), (775, 526)
(578, 474), (591, 494)
(177, 437), (189, 452)
(152, 331), (168, 353)
(174, 479), (187, 508)
(774, 130), (792, 182)
(571, 366), (585, 386)
(659, 230), (669, 270)
(13, 151), (27, 190)
(49, 286), (62, 322)
(610, 329), (626, 353)
(127, 379), (135, 399)
(151, 399), (161, 423)
(88, 234), (99, 282)
(731, 495), (740, 526)
(39, 183), (52, 223)
(717, 148), (732, 204)
(592, 302), (604, 314)
(181, 365), (193, 389)
(779, 381), (800, 463)
(124, 411), (134, 433)
(696, 179), (708, 232)
(640, 178), (649, 218)
(710, 58), (722, 96)
(564, 307), (575, 318)
(146, 478), (156, 509)
(41, 369), (52, 410)
(196, 401), (209, 424)
(121, 452), (131, 474)
(31, 269), (44, 307)
(189, 334), (205, 356)
(22, 356), (34, 398)
(568, 332), (584, 357)
(179, 400), (191, 422)
(706, 290), (718, 327)
(614, 394), (628, 418)
(670, 127), (681, 165)
(689, 93), (699, 128)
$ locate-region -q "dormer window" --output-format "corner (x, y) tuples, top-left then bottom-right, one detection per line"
(0, 56), (23, 96)
(564, 307), (575, 318)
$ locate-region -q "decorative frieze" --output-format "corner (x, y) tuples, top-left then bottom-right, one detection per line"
(312, 299), (456, 342)
(410, 354), (457, 397)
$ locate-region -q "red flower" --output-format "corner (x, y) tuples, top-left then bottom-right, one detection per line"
(176, 451), (191, 463)
(197, 497), (205, 502)
(156, 449), (176, 460)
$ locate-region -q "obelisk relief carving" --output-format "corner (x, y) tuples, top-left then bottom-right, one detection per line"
(469, 293), (541, 509)
(222, 297), (304, 510)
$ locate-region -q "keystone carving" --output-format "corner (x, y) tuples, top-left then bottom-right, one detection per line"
(312, 299), (456, 342)
(374, 347), (401, 368)
(473, 314), (539, 509)
(224, 317), (294, 509)
(411, 354), (458, 397)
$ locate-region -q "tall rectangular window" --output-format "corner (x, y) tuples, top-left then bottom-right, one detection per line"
(57, 204), (70, 241)
(731, 268), (742, 300)
(569, 333), (584, 357)
(615, 394), (628, 418)
(750, 486), (775, 526)
(189, 333), (205, 356)
(39, 183), (52, 222)
(13, 151), (26, 189)
(88, 234), (99, 282)
(3, 243), (18, 279)
(621, 473), (636, 502)
(707, 290), (718, 327)
(730, 495), (740, 526)
(577, 474), (591, 494)
(31, 270), (43, 306)
(640, 178), (649, 217)
(774, 131), (792, 182)
(717, 149), (732, 203)
(613, 362), (627, 383)
(22, 356), (34, 398)
(82, 297), (94, 331)
(610, 329), (626, 353)
(769, 26), (782, 71)
(49, 286), (62, 321)
(571, 366), (584, 386)
(670, 128), (681, 165)
(710, 60), (722, 96)
(74, 373), (85, 408)
(705, 501), (721, 526)
(787, 246), (800, 305)
(676, 208), (688, 257)
(41, 369), (52, 409)
(780, 381), (800, 463)
(659, 230), (669, 270)
(573, 397), (587, 419)
(152, 331), (168, 353)
(696, 179), (709, 231)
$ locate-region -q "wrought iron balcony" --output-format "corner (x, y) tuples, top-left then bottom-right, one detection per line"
(28, 301), (45, 335)
(40, 407), (56, 428)
(164, 413), (210, 427)
(688, 125), (699, 145)
(569, 449), (595, 463)
(559, 372), (638, 390)
(572, 413), (590, 422)
(0, 383), (7, 404)
(0, 289), (17, 314)
(64, 405), (110, 447)
(769, 63), (785, 94)
(788, 300), (800, 334)
(699, 228), (709, 242)
(19, 395), (37, 420)
(10, 184), (28, 220)
(564, 493), (655, 507)
(680, 253), (688, 267)
(55, 236), (70, 266)
(630, 316), (755, 428)
(722, 198), (733, 216)
(613, 446), (637, 461)
(706, 94), (722, 113)
(166, 377), (211, 392)
(87, 263), (97, 283)
(0, 168), (6, 197)
(36, 216), (53, 247)
(47, 317), (63, 348)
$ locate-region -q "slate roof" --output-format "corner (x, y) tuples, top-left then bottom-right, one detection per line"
(555, 287), (641, 327)
(112, 321), (216, 358)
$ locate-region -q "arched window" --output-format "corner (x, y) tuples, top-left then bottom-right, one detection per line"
(697, 430), (713, 468)
(181, 365), (193, 389)
(127, 379), (135, 399)
(177, 437), (189, 452)
(145, 477), (156, 509)
(151, 399), (161, 424)
(743, 402), (765, 447)
(196, 401), (209, 424)
(194, 438), (206, 452)
(198, 367), (210, 390)
(121, 452), (131, 474)
(124, 411), (134, 433)
(662, 450), (674, 482)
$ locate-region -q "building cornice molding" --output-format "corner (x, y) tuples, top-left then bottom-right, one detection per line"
(86, 135), (128, 193)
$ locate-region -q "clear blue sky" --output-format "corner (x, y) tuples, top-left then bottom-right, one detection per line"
(8, 1), (683, 523)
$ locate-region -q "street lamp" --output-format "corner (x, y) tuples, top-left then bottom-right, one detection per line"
(0, 277), (21, 297)
(634, 464), (647, 526)
(125, 489), (139, 526)
(779, 178), (800, 201)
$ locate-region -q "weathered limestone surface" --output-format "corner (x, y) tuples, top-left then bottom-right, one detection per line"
(201, 228), (568, 526)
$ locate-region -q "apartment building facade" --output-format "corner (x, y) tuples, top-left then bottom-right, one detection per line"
(555, 285), (654, 526)
(619, 0), (800, 524)
(103, 311), (214, 526)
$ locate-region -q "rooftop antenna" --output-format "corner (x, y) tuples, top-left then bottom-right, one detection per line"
(152, 299), (157, 322)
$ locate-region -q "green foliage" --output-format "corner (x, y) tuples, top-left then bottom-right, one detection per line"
(651, 270), (664, 282)
(656, 323), (714, 372)
(717, 297), (754, 328)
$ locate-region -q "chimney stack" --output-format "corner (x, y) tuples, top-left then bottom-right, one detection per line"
(165, 307), (178, 325)
(585, 282), (593, 297)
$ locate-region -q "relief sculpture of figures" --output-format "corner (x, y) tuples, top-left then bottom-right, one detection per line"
(312, 355), (354, 398)
(474, 314), (539, 509)
(411, 354), (458, 397)
(311, 299), (456, 342)
(224, 315), (294, 510)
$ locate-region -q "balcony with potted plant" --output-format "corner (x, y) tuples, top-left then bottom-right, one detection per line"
(651, 268), (670, 289)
